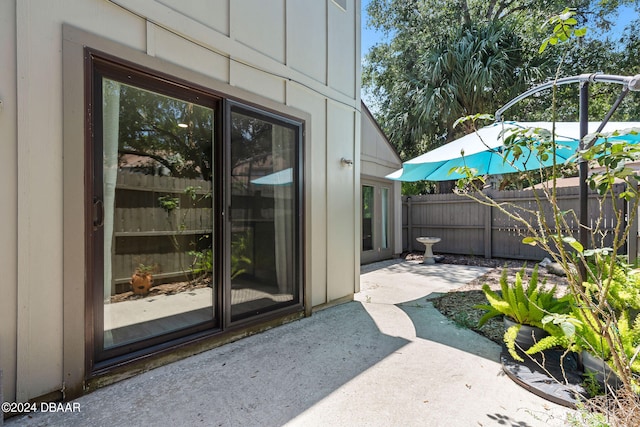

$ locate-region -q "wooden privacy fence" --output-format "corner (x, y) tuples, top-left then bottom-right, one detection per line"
(112, 172), (213, 293)
(402, 184), (639, 261)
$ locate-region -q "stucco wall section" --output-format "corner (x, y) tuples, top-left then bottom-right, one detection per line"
(328, 1), (357, 99)
(156, 0), (229, 36)
(153, 25), (230, 82)
(231, 0), (286, 64)
(230, 61), (286, 104)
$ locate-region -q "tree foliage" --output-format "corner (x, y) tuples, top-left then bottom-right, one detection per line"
(363, 0), (640, 164)
(116, 83), (214, 180)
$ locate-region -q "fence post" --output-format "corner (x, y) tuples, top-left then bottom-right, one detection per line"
(484, 200), (492, 259)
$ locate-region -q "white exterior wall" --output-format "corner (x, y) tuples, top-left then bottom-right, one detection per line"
(2, 0), (360, 404)
(361, 109), (402, 178)
(1, 0), (18, 407)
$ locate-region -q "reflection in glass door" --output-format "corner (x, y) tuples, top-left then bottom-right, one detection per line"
(96, 75), (217, 358)
(362, 185), (374, 251)
(229, 106), (300, 321)
(381, 187), (389, 250)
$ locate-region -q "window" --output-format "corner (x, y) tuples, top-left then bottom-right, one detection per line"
(332, 0), (347, 11)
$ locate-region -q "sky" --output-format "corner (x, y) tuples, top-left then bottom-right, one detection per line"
(361, 0), (389, 60)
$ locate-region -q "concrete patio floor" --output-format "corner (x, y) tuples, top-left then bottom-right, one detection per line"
(6, 259), (574, 426)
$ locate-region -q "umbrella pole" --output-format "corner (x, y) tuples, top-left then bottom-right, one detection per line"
(578, 80), (589, 282)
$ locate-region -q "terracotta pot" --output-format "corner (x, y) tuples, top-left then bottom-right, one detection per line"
(503, 317), (549, 350)
(130, 272), (153, 295)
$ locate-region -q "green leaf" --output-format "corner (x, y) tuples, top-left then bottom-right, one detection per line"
(560, 321), (576, 338)
(522, 237), (537, 246)
(539, 40), (549, 53)
(504, 324), (524, 362)
(562, 236), (583, 253)
(575, 27), (587, 37)
(525, 335), (564, 355)
(558, 10), (573, 21)
(477, 308), (503, 327)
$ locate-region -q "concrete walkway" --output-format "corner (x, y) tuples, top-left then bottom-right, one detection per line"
(6, 259), (573, 426)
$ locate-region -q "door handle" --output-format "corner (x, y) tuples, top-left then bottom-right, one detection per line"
(93, 197), (104, 229)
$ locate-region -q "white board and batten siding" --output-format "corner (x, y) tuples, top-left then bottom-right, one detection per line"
(2, 0), (361, 404)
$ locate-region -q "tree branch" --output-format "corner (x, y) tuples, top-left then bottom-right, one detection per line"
(118, 148), (175, 174)
(485, 0), (498, 21)
(460, 0), (472, 26)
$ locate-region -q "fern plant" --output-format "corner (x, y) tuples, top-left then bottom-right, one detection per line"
(476, 265), (570, 326)
(585, 253), (640, 312)
(575, 308), (640, 390)
(475, 265), (572, 361)
(617, 311), (640, 376)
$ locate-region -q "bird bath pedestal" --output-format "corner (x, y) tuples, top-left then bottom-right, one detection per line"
(416, 237), (441, 264)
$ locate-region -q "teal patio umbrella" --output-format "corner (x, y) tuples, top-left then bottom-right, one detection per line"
(387, 121), (640, 182)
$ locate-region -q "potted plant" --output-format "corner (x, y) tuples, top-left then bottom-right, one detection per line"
(540, 255), (640, 393)
(475, 265), (571, 361)
(130, 263), (155, 295)
(575, 311), (620, 392)
(575, 253), (640, 390)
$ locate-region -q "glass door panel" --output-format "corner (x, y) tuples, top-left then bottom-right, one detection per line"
(362, 185), (374, 251)
(100, 78), (216, 351)
(381, 187), (389, 249)
(229, 108), (299, 321)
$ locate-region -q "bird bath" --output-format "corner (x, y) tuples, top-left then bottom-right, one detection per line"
(416, 237), (441, 264)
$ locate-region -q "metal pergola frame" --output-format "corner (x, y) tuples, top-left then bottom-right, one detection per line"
(494, 73), (640, 274)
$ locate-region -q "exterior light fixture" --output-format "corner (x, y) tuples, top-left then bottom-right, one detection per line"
(341, 157), (353, 167)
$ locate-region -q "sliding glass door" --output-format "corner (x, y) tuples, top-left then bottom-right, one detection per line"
(89, 56), (303, 367)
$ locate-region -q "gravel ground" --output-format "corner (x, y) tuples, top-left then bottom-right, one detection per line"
(407, 252), (571, 345)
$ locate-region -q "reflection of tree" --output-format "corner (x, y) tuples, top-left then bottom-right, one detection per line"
(231, 112), (272, 165)
(230, 112), (275, 196)
(230, 111), (296, 189)
(117, 83), (213, 180)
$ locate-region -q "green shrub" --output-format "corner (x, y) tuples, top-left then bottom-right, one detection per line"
(475, 265), (572, 361)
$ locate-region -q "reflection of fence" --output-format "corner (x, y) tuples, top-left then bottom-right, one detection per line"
(113, 173), (213, 293)
(402, 185), (635, 260)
